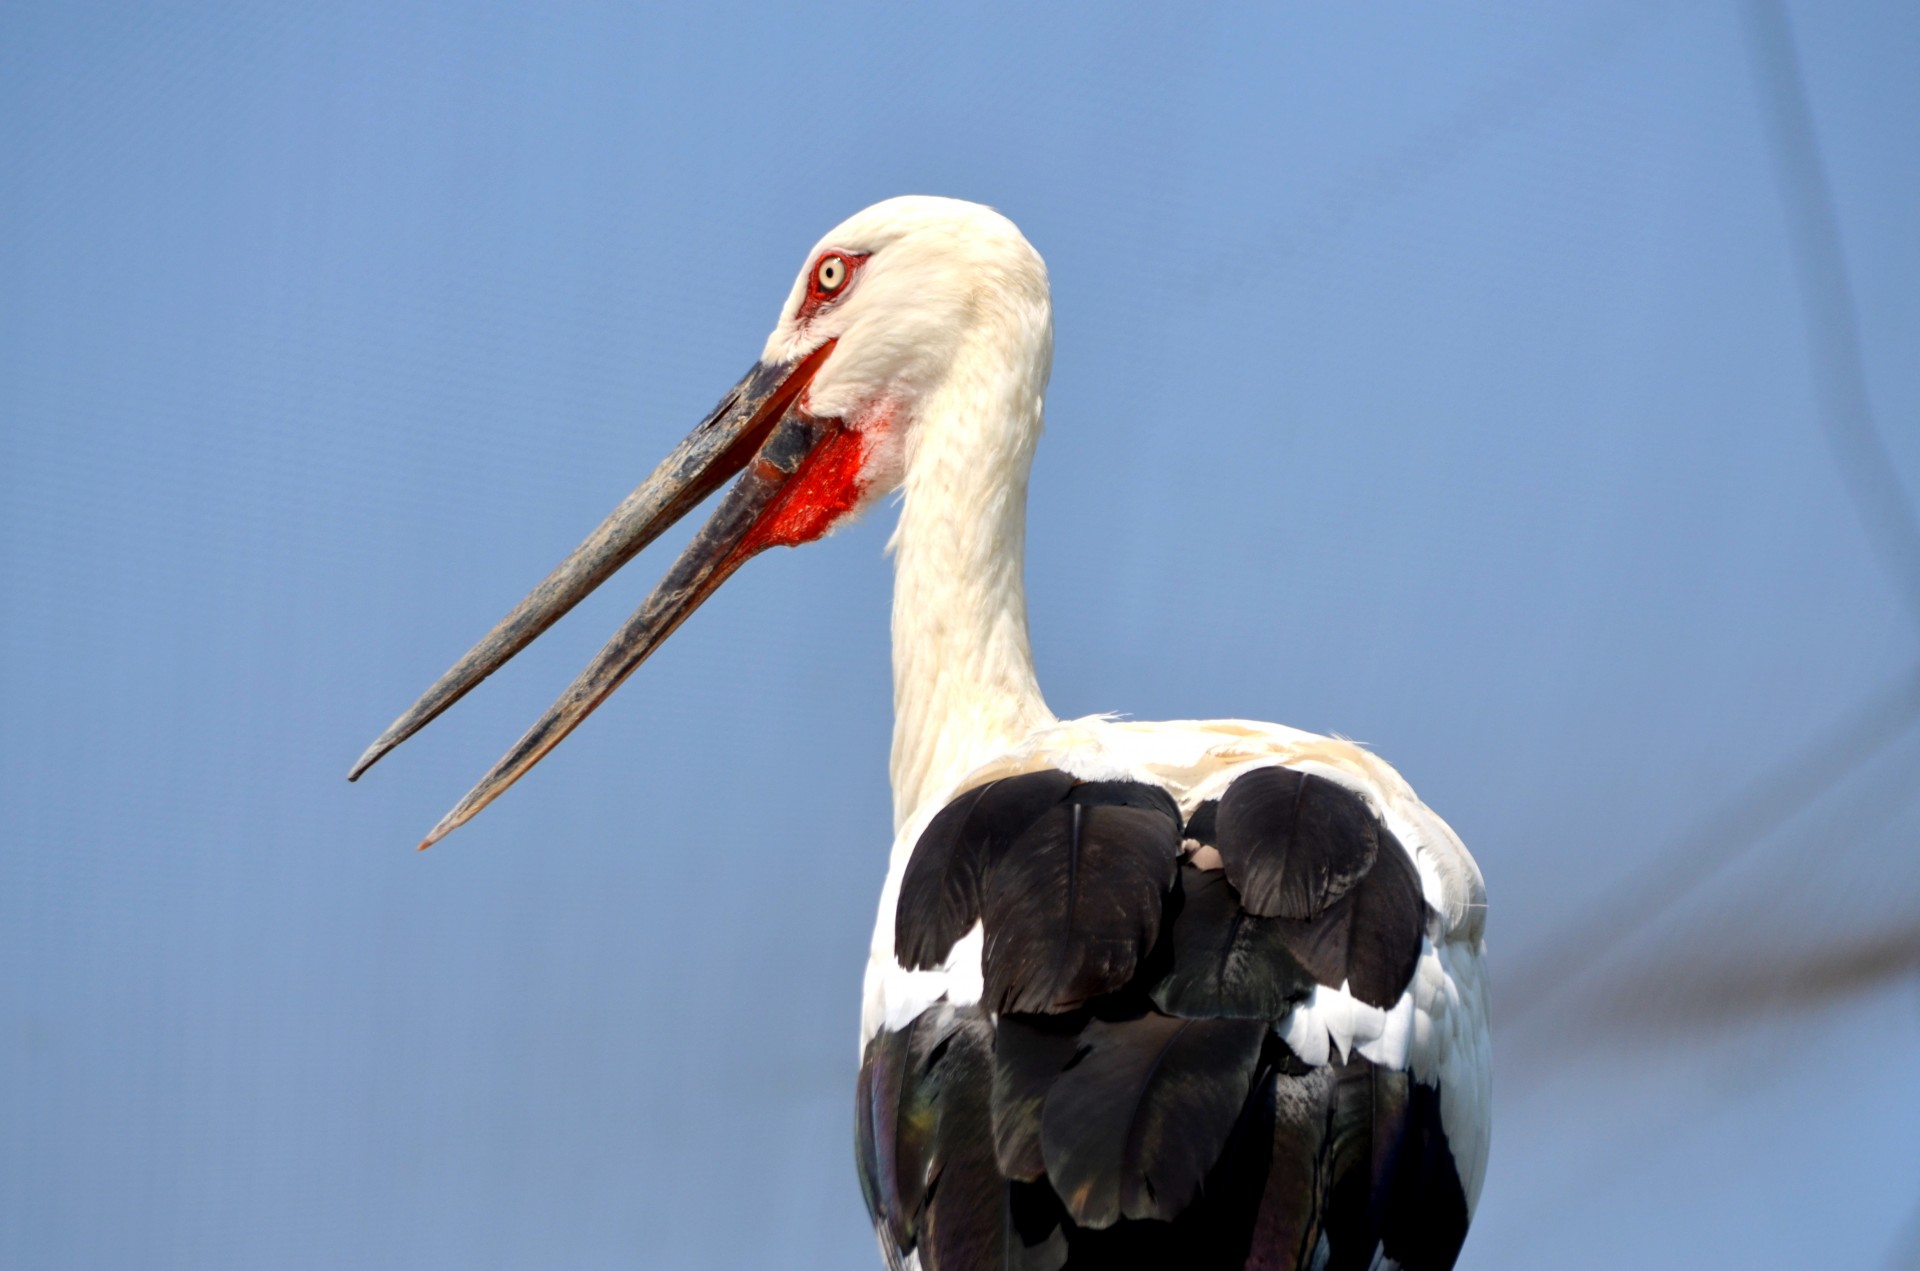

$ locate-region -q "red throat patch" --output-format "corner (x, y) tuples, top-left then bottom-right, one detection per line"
(734, 420), (873, 556)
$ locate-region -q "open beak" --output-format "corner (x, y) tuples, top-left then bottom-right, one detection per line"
(350, 341), (838, 848)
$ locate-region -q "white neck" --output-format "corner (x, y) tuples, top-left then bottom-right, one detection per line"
(886, 340), (1054, 829)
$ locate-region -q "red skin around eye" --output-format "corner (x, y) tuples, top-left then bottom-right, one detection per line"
(739, 254), (879, 556)
(796, 252), (869, 324)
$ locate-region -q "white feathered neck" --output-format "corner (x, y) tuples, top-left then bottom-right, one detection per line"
(885, 283), (1056, 829)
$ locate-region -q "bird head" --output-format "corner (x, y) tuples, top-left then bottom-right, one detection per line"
(349, 196), (1051, 846)
(766, 195), (1050, 425)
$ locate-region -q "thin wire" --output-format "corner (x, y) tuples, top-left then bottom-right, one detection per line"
(1530, 777), (1920, 1044)
(1743, 0), (1920, 630)
(1499, 661), (1920, 1031)
(1502, 0), (1920, 1035)
(1886, 1193), (1920, 1270)
(1743, 7), (1920, 1252)
(1195, 0), (1691, 297)
(1452, 6), (1920, 1263)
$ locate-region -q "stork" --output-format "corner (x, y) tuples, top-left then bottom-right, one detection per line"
(351, 197), (1490, 1269)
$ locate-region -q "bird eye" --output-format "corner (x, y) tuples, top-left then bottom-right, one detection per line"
(815, 254), (848, 293)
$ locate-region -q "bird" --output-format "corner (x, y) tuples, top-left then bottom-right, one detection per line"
(350, 196), (1490, 1269)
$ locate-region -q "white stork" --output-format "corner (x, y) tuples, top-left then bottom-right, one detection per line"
(351, 196), (1490, 1269)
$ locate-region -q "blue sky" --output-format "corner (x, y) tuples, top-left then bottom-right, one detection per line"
(4, 2), (1918, 1266)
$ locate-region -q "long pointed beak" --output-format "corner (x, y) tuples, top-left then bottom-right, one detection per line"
(350, 342), (837, 848)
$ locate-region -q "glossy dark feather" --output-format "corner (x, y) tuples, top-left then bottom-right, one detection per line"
(1149, 863), (1319, 1019)
(991, 1011), (1087, 1181)
(864, 764), (1468, 1269)
(1244, 1058), (1336, 1270)
(1238, 1053), (1470, 1271)
(855, 1019), (926, 1256)
(1319, 1059), (1388, 1267)
(897, 770), (1077, 969)
(1039, 1012), (1268, 1227)
(1378, 1080), (1472, 1270)
(1216, 767), (1380, 920)
(1264, 826), (1425, 1010)
(1199, 767), (1429, 1010)
(914, 1010), (1014, 1271)
(978, 784), (1181, 1014)
(858, 1003), (1068, 1271)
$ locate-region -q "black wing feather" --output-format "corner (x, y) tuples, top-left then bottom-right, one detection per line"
(1039, 1013), (1268, 1227)
(863, 764), (1469, 1270)
(991, 1011), (1086, 1181)
(1242, 1052), (1470, 1271)
(1379, 1079), (1473, 1270)
(1261, 824), (1425, 1010)
(857, 1002), (1072, 1270)
(896, 770), (1077, 970)
(855, 1018), (925, 1260)
(1148, 863), (1320, 1019)
(1216, 766), (1379, 920)
(979, 785), (1181, 1014)
(914, 1010), (1013, 1271)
